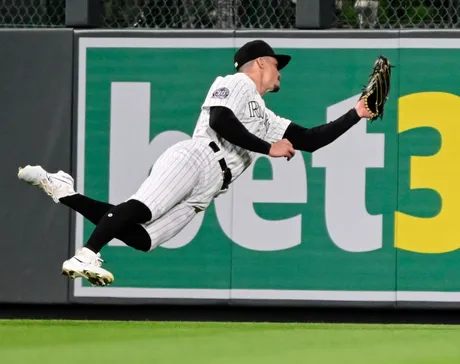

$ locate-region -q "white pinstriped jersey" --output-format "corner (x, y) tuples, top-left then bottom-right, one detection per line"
(192, 73), (292, 182)
(130, 73), (292, 249)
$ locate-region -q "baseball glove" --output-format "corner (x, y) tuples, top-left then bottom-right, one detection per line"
(360, 55), (392, 122)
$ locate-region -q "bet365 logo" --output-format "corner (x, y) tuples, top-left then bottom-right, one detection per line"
(107, 82), (460, 254)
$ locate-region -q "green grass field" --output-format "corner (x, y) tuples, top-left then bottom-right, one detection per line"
(1, 320), (460, 363)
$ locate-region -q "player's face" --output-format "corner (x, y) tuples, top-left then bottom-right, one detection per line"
(262, 57), (281, 93)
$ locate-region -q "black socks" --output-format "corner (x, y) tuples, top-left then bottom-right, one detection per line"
(60, 194), (113, 225)
(60, 194), (152, 253)
(84, 199), (152, 254)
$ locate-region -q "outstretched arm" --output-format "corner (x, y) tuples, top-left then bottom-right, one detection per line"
(282, 98), (371, 153)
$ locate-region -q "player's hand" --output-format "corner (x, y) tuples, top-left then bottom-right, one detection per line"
(355, 98), (372, 119)
(269, 139), (295, 161)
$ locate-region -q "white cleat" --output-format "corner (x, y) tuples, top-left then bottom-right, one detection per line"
(62, 247), (114, 287)
(17, 165), (76, 203)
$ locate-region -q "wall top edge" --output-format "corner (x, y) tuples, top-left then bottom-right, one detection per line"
(73, 28), (460, 39)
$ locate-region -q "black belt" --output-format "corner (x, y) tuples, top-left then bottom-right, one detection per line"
(209, 141), (232, 190)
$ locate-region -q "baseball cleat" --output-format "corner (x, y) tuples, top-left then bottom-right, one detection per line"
(62, 247), (114, 287)
(17, 165), (76, 203)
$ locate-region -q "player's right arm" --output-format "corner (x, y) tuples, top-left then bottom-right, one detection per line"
(205, 75), (295, 160)
(209, 107), (295, 160)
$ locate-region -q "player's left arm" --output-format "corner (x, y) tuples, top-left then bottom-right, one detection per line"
(266, 101), (367, 153)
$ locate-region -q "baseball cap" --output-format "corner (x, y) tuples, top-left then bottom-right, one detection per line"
(234, 40), (291, 71)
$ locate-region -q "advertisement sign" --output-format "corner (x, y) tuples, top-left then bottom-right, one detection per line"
(75, 36), (460, 303)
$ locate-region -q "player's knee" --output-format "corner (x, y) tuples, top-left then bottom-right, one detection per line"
(116, 199), (152, 224)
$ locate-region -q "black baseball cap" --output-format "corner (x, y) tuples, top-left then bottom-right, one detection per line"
(234, 40), (291, 71)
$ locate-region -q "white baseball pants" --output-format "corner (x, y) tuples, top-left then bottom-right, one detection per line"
(130, 138), (224, 250)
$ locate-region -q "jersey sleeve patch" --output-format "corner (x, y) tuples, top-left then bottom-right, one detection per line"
(211, 87), (230, 99)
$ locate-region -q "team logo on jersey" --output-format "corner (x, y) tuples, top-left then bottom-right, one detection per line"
(212, 87), (230, 99)
(248, 101), (262, 118)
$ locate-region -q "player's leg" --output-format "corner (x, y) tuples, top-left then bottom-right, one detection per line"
(78, 146), (201, 254)
(63, 144), (203, 285)
(18, 165), (151, 253)
(61, 200), (197, 287)
(61, 198), (152, 286)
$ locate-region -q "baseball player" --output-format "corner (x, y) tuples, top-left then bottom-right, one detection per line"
(18, 40), (372, 286)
